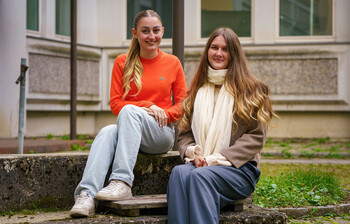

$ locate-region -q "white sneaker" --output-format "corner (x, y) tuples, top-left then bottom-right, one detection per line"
(95, 180), (132, 201)
(69, 191), (95, 217)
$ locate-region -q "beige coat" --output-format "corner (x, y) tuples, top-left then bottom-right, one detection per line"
(177, 114), (267, 169)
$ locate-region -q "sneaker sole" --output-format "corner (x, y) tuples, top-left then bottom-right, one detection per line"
(94, 193), (132, 201)
(69, 208), (95, 217)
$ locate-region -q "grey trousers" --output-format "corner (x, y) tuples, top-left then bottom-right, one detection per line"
(74, 105), (175, 199)
(167, 162), (260, 224)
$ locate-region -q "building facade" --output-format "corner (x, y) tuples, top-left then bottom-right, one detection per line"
(1, 0), (349, 138)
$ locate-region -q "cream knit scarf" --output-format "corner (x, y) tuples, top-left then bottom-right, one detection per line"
(191, 66), (234, 157)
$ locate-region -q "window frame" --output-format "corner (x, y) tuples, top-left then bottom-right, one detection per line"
(55, 0), (71, 40)
(199, 0), (255, 45)
(276, 0), (336, 43)
(26, 0), (42, 37)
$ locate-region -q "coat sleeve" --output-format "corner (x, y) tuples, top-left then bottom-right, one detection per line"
(177, 127), (196, 161)
(220, 119), (267, 169)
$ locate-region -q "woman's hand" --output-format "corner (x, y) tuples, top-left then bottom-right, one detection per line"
(143, 105), (168, 127)
(193, 154), (207, 168)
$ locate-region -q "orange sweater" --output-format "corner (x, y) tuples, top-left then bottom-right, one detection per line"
(110, 50), (187, 123)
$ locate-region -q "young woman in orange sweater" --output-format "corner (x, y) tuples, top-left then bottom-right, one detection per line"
(70, 10), (187, 217)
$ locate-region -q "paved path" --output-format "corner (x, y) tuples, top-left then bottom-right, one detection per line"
(262, 158), (350, 164)
(0, 138), (86, 154)
(0, 211), (70, 224)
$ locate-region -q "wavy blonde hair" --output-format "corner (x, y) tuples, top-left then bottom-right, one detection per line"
(180, 27), (277, 131)
(122, 10), (162, 99)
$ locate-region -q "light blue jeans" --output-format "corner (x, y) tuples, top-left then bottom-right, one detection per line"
(74, 105), (175, 199)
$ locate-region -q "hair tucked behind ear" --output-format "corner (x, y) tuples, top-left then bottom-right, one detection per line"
(122, 10), (162, 99)
(180, 27), (277, 131)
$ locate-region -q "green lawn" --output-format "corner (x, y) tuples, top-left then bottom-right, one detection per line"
(255, 163), (350, 209)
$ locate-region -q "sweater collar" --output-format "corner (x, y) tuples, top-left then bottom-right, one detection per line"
(140, 48), (162, 64)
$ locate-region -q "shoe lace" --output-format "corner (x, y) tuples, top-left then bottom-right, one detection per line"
(104, 180), (124, 191)
(76, 192), (92, 206)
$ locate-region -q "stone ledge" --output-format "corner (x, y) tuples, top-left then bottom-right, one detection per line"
(275, 203), (350, 218)
(32, 205), (287, 224)
(0, 151), (182, 213)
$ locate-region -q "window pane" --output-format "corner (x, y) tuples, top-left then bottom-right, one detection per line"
(127, 0), (173, 39)
(280, 0), (332, 36)
(201, 0), (251, 38)
(27, 0), (39, 31)
(56, 0), (71, 36)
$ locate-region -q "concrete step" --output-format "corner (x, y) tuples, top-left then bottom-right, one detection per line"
(0, 151), (182, 213)
(0, 205), (288, 224)
(63, 205), (287, 223)
(98, 194), (253, 216)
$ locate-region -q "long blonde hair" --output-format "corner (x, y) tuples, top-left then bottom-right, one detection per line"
(180, 27), (277, 131)
(122, 10), (162, 99)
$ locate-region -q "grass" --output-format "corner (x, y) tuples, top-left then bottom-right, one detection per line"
(60, 134), (93, 140)
(254, 168), (344, 208)
(69, 144), (88, 151)
(259, 163), (350, 191)
(46, 134), (54, 139)
(255, 163), (350, 212)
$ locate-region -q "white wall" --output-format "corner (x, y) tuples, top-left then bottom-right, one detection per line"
(253, 0), (276, 44)
(97, 0), (127, 46)
(0, 0), (27, 138)
(336, 0), (350, 42)
(78, 0), (98, 45)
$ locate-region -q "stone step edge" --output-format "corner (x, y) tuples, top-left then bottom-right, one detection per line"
(274, 203), (350, 218)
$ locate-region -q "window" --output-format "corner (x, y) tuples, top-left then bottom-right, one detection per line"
(56, 0), (71, 36)
(27, 0), (39, 31)
(280, 0), (333, 36)
(127, 0), (173, 39)
(201, 0), (251, 38)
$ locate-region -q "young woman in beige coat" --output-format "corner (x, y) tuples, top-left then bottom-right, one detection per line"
(167, 27), (277, 224)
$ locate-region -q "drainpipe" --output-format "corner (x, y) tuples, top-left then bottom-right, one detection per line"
(172, 0), (184, 67)
(172, 0), (185, 150)
(70, 0), (77, 140)
(15, 58), (28, 154)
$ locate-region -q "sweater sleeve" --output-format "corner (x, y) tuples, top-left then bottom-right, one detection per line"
(163, 59), (187, 123)
(220, 119), (267, 169)
(110, 57), (154, 116)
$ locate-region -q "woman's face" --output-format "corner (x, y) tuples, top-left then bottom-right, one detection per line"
(132, 17), (164, 58)
(208, 35), (230, 70)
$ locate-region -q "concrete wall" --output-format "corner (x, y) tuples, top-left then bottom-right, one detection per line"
(269, 112), (350, 139)
(26, 111), (115, 137)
